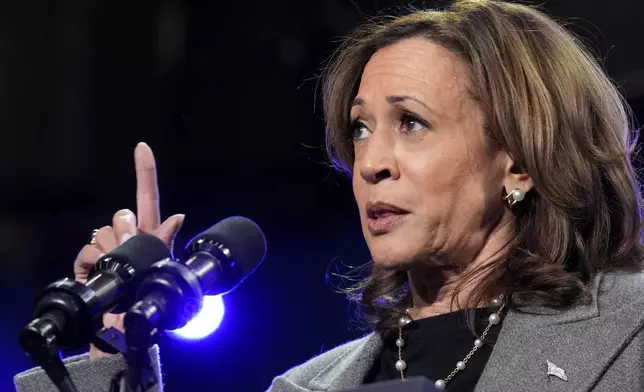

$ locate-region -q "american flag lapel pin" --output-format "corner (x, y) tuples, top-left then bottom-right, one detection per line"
(546, 360), (568, 382)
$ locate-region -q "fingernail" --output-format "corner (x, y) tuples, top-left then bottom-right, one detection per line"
(175, 214), (185, 227)
(118, 210), (135, 224)
(120, 233), (132, 245)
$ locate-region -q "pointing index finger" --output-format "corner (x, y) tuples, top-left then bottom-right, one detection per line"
(135, 142), (160, 232)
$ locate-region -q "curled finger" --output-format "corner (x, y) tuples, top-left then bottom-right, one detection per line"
(94, 225), (118, 253)
(73, 244), (105, 284)
(113, 209), (137, 245)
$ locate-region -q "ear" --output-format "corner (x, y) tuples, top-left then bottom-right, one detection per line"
(502, 153), (534, 195)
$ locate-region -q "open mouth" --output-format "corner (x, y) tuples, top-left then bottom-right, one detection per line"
(366, 201), (409, 219)
(366, 201), (409, 234)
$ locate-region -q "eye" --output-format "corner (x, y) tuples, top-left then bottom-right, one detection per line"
(351, 119), (371, 141)
(400, 112), (429, 134)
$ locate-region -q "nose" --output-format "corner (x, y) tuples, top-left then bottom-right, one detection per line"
(358, 133), (400, 184)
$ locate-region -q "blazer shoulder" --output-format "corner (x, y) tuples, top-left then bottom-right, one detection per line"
(268, 333), (379, 391)
(281, 334), (374, 381)
(598, 270), (644, 309)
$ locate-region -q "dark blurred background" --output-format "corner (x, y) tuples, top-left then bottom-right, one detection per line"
(1, 0), (643, 391)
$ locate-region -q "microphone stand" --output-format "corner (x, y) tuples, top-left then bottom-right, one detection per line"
(106, 249), (210, 392)
(105, 305), (160, 392)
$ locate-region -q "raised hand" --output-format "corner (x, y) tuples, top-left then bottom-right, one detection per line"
(73, 142), (184, 358)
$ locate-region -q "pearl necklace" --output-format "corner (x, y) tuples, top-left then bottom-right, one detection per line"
(395, 296), (505, 390)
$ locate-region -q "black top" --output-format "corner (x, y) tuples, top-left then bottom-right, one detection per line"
(363, 308), (503, 392)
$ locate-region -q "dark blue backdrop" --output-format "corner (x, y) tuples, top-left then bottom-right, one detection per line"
(1, 0), (643, 390)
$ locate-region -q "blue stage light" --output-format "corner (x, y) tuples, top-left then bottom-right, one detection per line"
(168, 295), (225, 340)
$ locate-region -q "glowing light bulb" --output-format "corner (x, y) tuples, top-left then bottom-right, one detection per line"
(168, 295), (225, 340)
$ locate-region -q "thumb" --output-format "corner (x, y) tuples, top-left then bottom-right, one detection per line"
(154, 214), (185, 249)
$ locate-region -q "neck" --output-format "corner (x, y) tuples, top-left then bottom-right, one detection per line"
(406, 215), (515, 320)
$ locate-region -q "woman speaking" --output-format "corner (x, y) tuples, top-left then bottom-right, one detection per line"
(14, 0), (644, 391)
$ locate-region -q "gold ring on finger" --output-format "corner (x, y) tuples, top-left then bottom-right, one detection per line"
(90, 229), (100, 246)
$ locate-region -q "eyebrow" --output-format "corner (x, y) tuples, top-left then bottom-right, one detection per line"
(351, 95), (434, 113)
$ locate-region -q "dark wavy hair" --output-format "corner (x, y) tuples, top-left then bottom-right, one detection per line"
(321, 0), (644, 334)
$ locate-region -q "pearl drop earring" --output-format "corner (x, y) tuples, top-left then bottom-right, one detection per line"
(504, 188), (525, 207)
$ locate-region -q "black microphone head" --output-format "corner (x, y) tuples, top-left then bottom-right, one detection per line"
(90, 233), (171, 279)
(188, 216), (266, 284)
(87, 233), (172, 315)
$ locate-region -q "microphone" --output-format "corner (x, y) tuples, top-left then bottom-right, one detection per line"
(127, 216), (267, 332)
(19, 233), (171, 392)
(19, 233), (171, 354)
(101, 217), (266, 392)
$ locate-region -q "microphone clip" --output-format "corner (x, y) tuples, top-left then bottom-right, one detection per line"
(95, 326), (128, 355)
(19, 310), (80, 392)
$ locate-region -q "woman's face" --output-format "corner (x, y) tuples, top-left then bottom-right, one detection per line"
(351, 37), (517, 269)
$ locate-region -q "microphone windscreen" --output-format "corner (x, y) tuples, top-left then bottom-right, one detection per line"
(97, 233), (171, 274)
(193, 216), (267, 276)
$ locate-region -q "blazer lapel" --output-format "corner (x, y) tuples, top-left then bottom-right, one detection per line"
(476, 272), (644, 392)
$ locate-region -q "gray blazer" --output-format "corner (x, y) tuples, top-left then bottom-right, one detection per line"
(14, 271), (644, 392)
